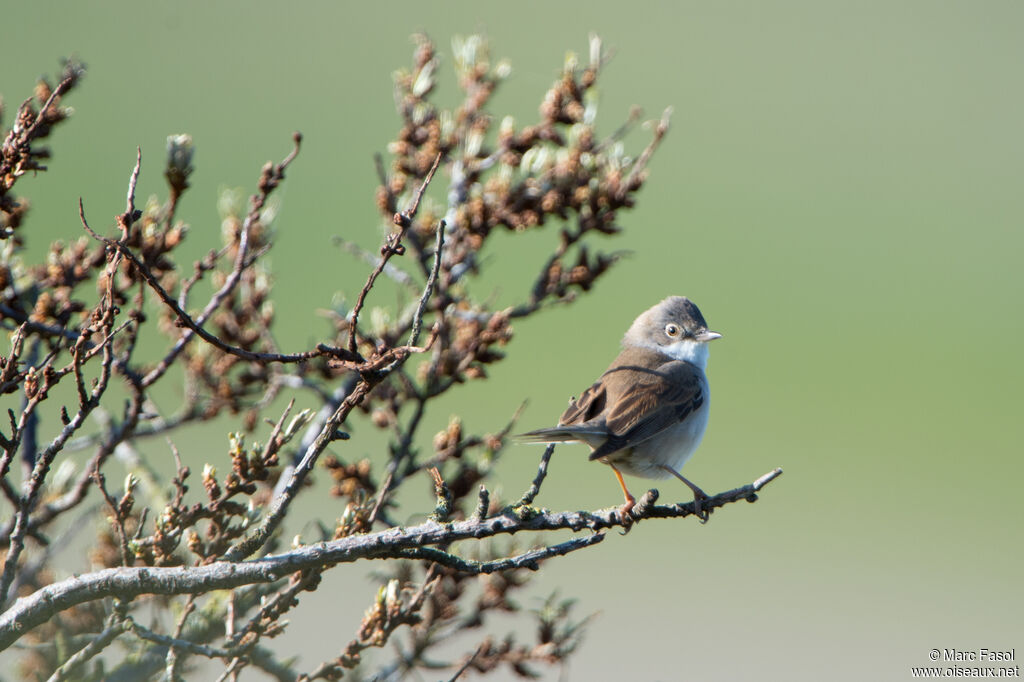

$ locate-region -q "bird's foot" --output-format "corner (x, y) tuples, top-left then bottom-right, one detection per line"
(692, 489), (710, 524)
(658, 465), (710, 523)
(616, 496), (637, 534)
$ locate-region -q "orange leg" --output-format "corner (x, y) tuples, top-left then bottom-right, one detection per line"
(609, 463), (636, 515)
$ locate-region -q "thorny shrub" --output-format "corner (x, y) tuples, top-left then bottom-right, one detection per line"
(0, 35), (672, 680)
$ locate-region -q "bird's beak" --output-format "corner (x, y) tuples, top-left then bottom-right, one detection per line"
(697, 330), (722, 342)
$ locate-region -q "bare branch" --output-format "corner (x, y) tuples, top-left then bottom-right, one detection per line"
(0, 469), (782, 649)
(81, 212), (332, 368)
(127, 617), (246, 661)
(348, 151), (441, 353)
(407, 221), (445, 348)
(515, 443), (555, 508)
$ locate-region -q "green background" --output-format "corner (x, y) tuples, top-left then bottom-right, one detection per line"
(3, 2), (1022, 680)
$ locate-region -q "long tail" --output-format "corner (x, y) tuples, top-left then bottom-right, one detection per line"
(515, 425), (606, 444)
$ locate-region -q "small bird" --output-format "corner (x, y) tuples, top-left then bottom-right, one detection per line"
(519, 296), (721, 519)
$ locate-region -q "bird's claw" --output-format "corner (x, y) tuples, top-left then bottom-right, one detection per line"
(693, 491), (710, 524)
(617, 499), (636, 534)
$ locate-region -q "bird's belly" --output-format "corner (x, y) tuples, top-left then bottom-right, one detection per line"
(606, 400), (710, 479)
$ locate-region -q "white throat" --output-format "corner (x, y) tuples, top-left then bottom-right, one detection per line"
(660, 339), (709, 369)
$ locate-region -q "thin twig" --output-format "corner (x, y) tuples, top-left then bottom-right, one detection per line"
(395, 533), (605, 574)
(515, 443), (555, 508)
(333, 238), (419, 290)
(473, 485), (490, 521)
(127, 618), (247, 660)
(348, 152), (441, 353)
(617, 106), (671, 201)
(44, 617), (129, 682)
(92, 472), (132, 567)
(214, 658), (246, 682)
(165, 595), (196, 681)
(427, 467), (453, 522)
(259, 398), (295, 463)
(396, 151), (442, 229)
(0, 305), (87, 342)
(446, 643), (486, 682)
(227, 568), (321, 649)
(136, 134), (307, 383)
(82, 206), (336, 368)
(12, 69), (79, 145)
(407, 222), (445, 348)
(120, 146), (142, 238)
(222, 377), (362, 563)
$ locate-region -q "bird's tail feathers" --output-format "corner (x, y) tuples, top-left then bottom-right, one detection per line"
(516, 425), (605, 444)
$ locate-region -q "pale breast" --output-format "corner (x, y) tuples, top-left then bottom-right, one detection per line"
(605, 380), (711, 479)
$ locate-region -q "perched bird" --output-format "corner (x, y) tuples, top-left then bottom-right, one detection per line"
(519, 296), (721, 519)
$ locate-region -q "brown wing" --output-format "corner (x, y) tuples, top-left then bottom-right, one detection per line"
(515, 380), (609, 446)
(558, 379), (607, 426)
(587, 360), (704, 460)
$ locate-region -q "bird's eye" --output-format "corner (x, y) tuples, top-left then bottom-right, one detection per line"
(665, 323), (680, 337)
